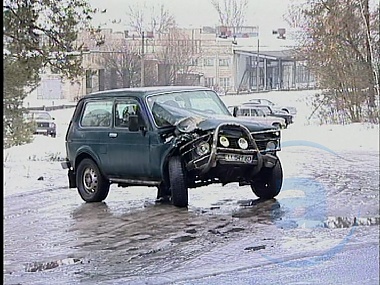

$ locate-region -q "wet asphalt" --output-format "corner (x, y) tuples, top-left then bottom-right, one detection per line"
(4, 144), (380, 284)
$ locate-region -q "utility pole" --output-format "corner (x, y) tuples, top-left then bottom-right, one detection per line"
(141, 31), (145, 87)
(256, 38), (260, 92)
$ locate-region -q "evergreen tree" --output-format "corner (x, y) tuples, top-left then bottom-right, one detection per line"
(3, 0), (103, 148)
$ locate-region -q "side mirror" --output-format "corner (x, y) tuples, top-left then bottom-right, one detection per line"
(128, 114), (139, 132)
(232, 106), (238, 117)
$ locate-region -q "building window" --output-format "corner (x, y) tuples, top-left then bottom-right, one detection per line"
(86, 70), (92, 89)
(219, 77), (230, 88)
(204, 77), (215, 87)
(190, 58), (198, 66)
(296, 65), (310, 83)
(219, 58), (230, 67)
(203, 58), (215, 66)
(98, 69), (105, 91)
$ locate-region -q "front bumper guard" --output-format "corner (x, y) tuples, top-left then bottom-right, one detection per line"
(196, 123), (262, 175)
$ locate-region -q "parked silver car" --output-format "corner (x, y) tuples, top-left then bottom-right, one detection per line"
(248, 98), (297, 115)
(228, 105), (287, 129)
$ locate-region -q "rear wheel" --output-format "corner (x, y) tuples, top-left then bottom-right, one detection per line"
(76, 158), (110, 202)
(251, 159), (283, 199)
(168, 156), (188, 207)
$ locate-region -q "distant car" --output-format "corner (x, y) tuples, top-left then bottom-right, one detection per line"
(26, 110), (57, 137)
(228, 105), (287, 129)
(248, 98), (297, 115)
(242, 103), (294, 127)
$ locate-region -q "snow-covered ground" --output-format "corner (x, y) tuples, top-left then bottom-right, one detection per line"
(3, 89), (379, 198)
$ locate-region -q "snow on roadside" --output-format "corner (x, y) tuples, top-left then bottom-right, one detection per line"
(3, 108), (75, 197)
(3, 90), (379, 198)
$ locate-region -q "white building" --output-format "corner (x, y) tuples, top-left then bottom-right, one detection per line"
(28, 26), (316, 103)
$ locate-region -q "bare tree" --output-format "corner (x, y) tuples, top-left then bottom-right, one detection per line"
(126, 3), (176, 36)
(211, 0), (248, 32)
(358, 0), (379, 105)
(98, 40), (141, 89)
(290, 0), (379, 123)
(156, 29), (201, 86)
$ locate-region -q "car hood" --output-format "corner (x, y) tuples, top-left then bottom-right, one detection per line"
(152, 103), (275, 133)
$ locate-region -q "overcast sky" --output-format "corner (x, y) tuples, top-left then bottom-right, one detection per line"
(89, 0), (293, 35)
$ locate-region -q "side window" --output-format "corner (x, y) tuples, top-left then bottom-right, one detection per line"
(81, 100), (113, 127)
(238, 108), (250, 116)
(115, 99), (144, 129)
(257, 109), (265, 116)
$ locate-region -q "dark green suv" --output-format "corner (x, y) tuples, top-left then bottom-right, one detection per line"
(61, 86), (283, 207)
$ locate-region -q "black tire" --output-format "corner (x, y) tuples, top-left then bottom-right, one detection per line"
(51, 133), (56, 138)
(168, 156), (188, 207)
(76, 158), (110, 202)
(251, 159), (283, 199)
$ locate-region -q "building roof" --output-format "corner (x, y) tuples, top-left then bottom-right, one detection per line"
(234, 48), (300, 61)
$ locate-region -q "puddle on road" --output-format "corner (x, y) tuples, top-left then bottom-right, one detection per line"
(171, 235), (197, 243)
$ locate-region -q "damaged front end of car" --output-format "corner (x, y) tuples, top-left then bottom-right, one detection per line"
(154, 102), (282, 189)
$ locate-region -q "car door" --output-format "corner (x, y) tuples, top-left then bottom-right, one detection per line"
(75, 99), (114, 176)
(107, 98), (151, 179)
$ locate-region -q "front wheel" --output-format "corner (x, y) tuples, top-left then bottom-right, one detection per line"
(76, 158), (110, 202)
(251, 159), (283, 199)
(168, 156), (188, 207)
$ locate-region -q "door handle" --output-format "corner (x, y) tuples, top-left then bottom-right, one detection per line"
(109, 132), (118, 138)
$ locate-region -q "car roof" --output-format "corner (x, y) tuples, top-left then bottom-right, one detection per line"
(83, 86), (212, 100)
(241, 102), (271, 109)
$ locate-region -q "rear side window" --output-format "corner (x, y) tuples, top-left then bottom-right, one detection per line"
(237, 108), (251, 116)
(80, 100), (113, 127)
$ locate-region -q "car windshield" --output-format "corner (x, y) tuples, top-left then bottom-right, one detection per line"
(30, 112), (52, 120)
(146, 90), (231, 126)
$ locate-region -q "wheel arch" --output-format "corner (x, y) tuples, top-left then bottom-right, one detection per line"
(74, 147), (102, 174)
(282, 108), (289, 114)
(159, 146), (180, 186)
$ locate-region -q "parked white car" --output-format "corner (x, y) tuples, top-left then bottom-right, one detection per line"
(248, 98), (297, 115)
(228, 105), (287, 129)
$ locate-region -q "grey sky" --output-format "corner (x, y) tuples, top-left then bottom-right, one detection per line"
(89, 0), (292, 34)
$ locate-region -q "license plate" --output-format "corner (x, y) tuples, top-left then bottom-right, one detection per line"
(224, 154), (253, 163)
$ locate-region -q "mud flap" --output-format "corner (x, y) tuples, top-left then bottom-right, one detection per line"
(68, 169), (76, 188)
